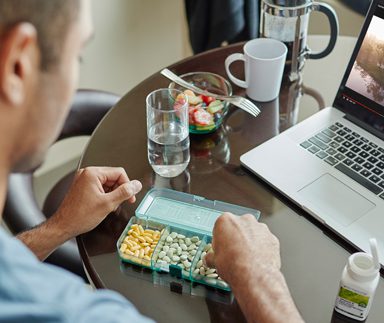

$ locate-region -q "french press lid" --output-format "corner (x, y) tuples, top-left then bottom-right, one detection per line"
(265, 0), (310, 6)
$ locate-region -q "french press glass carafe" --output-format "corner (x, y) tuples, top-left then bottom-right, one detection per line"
(260, 0), (339, 80)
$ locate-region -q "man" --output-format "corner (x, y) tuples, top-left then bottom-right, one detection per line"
(0, 0), (303, 321)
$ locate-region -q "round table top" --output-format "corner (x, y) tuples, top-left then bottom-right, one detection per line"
(77, 36), (384, 323)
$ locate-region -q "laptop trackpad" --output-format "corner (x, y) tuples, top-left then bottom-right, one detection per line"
(298, 174), (375, 226)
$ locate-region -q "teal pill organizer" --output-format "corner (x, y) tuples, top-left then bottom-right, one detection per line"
(117, 188), (261, 291)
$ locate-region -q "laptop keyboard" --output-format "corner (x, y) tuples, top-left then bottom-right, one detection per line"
(300, 122), (384, 199)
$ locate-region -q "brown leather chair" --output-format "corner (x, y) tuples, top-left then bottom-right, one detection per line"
(3, 89), (120, 280)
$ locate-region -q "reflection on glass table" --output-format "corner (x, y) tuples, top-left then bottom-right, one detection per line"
(189, 127), (230, 175)
(279, 74), (325, 132)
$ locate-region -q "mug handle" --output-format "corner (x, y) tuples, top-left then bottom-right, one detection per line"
(302, 85), (325, 109)
(308, 2), (339, 59)
(225, 53), (248, 88)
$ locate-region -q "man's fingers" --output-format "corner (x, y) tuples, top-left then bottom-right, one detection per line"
(78, 167), (141, 206)
(127, 195), (136, 204)
(84, 166), (130, 186)
(204, 251), (216, 268)
(106, 180), (142, 207)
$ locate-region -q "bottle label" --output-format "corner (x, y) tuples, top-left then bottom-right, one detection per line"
(335, 286), (370, 319)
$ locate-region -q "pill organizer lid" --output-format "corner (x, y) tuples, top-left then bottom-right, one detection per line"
(135, 188), (260, 235)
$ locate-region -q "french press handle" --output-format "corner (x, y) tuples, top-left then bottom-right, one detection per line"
(308, 2), (339, 59)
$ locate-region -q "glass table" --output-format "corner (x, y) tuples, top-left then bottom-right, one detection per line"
(77, 36), (384, 323)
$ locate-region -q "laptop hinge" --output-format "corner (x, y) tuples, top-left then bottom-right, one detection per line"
(344, 114), (384, 141)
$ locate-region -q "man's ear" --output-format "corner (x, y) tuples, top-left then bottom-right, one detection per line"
(0, 23), (38, 106)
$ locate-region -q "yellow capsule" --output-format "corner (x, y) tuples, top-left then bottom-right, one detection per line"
(131, 231), (139, 238)
(119, 243), (127, 252)
(128, 229), (134, 235)
(144, 229), (154, 234)
(125, 241), (133, 248)
(144, 246), (151, 255)
(143, 255), (151, 260)
(138, 225), (144, 234)
(134, 250), (140, 257)
(122, 254), (131, 260)
(143, 232), (153, 238)
(144, 236), (153, 243)
(150, 244), (157, 249)
(124, 249), (134, 255)
(138, 236), (146, 243)
(141, 242), (150, 247)
(139, 249), (145, 258)
(130, 245), (140, 251)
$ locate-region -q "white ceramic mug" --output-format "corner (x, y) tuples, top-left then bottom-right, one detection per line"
(225, 38), (287, 102)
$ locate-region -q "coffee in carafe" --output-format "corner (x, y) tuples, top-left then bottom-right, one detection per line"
(260, 0), (339, 81)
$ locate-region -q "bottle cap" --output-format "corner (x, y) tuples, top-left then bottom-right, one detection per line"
(347, 239), (380, 281)
(369, 238), (380, 270)
(348, 253), (377, 281)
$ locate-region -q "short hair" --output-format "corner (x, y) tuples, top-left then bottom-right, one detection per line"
(0, 0), (80, 71)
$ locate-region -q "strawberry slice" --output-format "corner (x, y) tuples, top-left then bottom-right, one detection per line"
(201, 95), (215, 105)
(194, 109), (213, 126)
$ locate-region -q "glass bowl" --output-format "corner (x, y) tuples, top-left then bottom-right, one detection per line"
(169, 72), (232, 134)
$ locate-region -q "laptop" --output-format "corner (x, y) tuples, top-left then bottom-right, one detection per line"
(241, 0), (384, 266)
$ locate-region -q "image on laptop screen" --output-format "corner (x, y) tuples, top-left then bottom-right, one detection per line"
(335, 3), (384, 133)
(346, 13), (384, 109)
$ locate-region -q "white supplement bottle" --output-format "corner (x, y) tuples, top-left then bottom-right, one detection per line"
(334, 238), (380, 321)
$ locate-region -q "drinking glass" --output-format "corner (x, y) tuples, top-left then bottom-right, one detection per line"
(146, 88), (190, 178)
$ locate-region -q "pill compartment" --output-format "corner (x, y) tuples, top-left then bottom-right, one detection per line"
(117, 188), (260, 291)
(151, 226), (205, 279)
(190, 236), (230, 291)
(117, 217), (165, 268)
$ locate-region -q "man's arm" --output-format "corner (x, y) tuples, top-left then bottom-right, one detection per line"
(230, 264), (303, 323)
(17, 217), (72, 261)
(1, 226), (153, 323)
(17, 166), (142, 260)
(205, 213), (304, 323)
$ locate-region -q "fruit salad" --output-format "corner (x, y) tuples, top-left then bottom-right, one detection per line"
(175, 89), (225, 133)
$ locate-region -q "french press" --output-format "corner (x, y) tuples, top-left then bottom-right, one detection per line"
(260, 0), (339, 81)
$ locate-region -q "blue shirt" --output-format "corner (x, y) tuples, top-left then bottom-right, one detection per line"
(0, 228), (154, 323)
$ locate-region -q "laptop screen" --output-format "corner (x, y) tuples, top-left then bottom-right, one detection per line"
(334, 0), (384, 137)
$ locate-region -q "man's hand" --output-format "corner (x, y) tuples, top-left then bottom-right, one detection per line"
(205, 213), (304, 323)
(52, 166), (142, 238)
(18, 166), (142, 260)
(205, 212), (280, 284)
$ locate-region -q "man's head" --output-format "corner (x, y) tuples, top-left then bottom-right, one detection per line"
(0, 0), (93, 172)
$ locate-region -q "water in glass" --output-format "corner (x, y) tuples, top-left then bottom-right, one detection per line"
(148, 121), (189, 178)
(146, 88), (190, 178)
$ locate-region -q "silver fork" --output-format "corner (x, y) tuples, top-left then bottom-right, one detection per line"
(160, 68), (260, 117)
